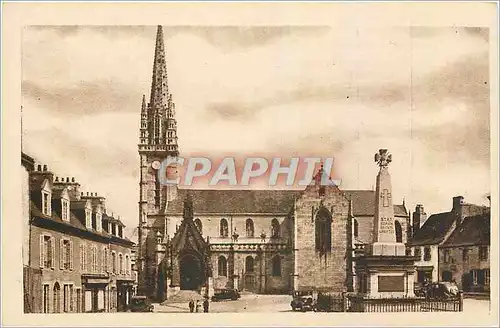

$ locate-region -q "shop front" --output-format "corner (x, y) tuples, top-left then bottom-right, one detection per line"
(82, 274), (110, 313)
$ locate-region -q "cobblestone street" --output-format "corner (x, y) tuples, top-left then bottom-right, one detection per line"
(153, 293), (491, 314)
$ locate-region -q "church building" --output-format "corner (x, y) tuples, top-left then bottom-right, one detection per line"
(137, 26), (410, 301)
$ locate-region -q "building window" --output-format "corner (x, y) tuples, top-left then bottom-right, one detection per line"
(118, 226), (123, 238)
(85, 209), (91, 228)
(112, 252), (117, 274)
(60, 239), (72, 270)
(194, 219), (203, 234)
(63, 284), (73, 312)
(91, 246), (98, 272)
(217, 256), (227, 277)
(53, 282), (61, 313)
(353, 219), (359, 239)
(111, 223), (116, 235)
(462, 248), (469, 262)
(479, 246), (488, 261)
(61, 199), (70, 222)
(395, 221), (403, 243)
(271, 218), (280, 238)
(315, 209), (331, 254)
(125, 255), (130, 274)
(40, 235), (54, 269)
(405, 247), (412, 256)
(443, 249), (450, 263)
(471, 269), (478, 285)
(423, 247), (431, 261)
(42, 191), (51, 216)
(271, 255), (281, 277)
(245, 256), (254, 273)
(96, 213), (102, 231)
(43, 284), (50, 313)
(246, 219), (254, 238)
(80, 244), (87, 271)
(414, 247), (421, 260)
(485, 269), (490, 286)
(441, 270), (452, 282)
(103, 248), (108, 273)
(119, 253), (123, 274)
(220, 219), (229, 238)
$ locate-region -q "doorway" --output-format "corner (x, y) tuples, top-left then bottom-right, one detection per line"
(180, 254), (203, 290)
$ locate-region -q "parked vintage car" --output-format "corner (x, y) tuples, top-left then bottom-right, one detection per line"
(211, 288), (241, 301)
(127, 296), (154, 312)
(290, 291), (316, 312)
(416, 281), (459, 299)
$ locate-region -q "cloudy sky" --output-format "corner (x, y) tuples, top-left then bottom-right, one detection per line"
(22, 25), (490, 239)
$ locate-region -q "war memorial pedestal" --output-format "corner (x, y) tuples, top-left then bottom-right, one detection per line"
(354, 149), (419, 298)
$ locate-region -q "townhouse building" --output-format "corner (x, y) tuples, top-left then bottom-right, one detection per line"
(22, 153), (135, 313)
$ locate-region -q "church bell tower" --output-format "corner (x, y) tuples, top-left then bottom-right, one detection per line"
(138, 25), (180, 298)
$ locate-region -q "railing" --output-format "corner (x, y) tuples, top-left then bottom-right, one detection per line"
(315, 292), (463, 313)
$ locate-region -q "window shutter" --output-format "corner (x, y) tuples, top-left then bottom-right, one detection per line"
(51, 237), (55, 269)
(60, 240), (64, 270)
(69, 242), (74, 270)
(40, 235), (45, 268)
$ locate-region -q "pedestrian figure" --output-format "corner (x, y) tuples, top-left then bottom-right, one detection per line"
(188, 299), (194, 313)
(195, 300), (201, 313)
(203, 298), (209, 313)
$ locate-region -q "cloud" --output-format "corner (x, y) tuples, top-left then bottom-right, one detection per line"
(22, 25), (491, 238)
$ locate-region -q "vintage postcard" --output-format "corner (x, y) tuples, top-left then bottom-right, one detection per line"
(2, 2), (498, 327)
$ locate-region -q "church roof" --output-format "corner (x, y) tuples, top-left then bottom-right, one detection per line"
(166, 188), (408, 217)
(408, 211), (457, 246)
(441, 213), (490, 247)
(167, 189), (301, 215)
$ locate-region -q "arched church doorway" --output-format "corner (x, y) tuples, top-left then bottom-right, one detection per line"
(179, 253), (204, 291)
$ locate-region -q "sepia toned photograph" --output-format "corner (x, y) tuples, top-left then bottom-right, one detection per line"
(2, 2), (498, 327)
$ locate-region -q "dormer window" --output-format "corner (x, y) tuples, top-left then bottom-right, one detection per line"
(42, 191), (51, 216)
(96, 212), (102, 232)
(111, 223), (116, 236)
(41, 179), (52, 216)
(61, 199), (70, 222)
(85, 208), (92, 229)
(118, 226), (123, 238)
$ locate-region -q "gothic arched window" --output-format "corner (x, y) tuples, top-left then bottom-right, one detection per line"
(246, 219), (254, 238)
(315, 207), (332, 254)
(271, 255), (281, 276)
(245, 256), (254, 273)
(218, 256), (227, 277)
(194, 218), (203, 234)
(220, 219), (228, 238)
(353, 219), (359, 239)
(271, 219), (280, 238)
(53, 282), (61, 313)
(395, 221), (403, 243)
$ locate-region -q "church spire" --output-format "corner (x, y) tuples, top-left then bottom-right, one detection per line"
(149, 25), (168, 111)
(142, 25), (179, 154)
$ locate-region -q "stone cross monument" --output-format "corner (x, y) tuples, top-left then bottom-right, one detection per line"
(353, 149), (417, 298)
(371, 149), (406, 256)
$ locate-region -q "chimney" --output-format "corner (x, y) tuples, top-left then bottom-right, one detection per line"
(412, 204), (427, 237)
(452, 196), (465, 225)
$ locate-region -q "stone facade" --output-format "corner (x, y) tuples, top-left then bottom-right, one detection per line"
(137, 26), (412, 301)
(23, 156), (135, 313)
(438, 211), (490, 292)
(408, 196), (490, 285)
(293, 180), (350, 292)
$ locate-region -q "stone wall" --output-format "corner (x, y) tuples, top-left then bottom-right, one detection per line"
(294, 185), (350, 292)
